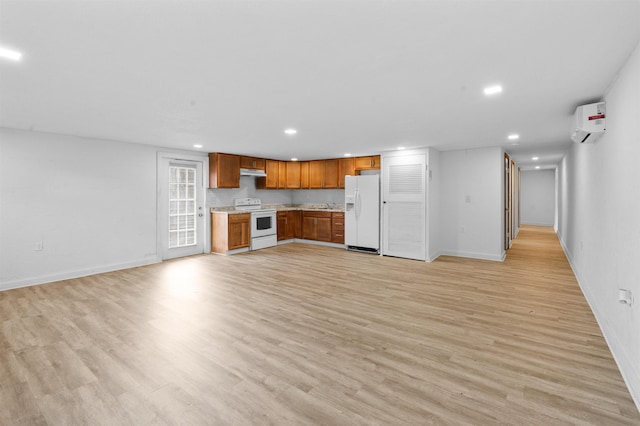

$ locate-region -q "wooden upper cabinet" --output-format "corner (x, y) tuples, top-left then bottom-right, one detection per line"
(209, 153), (240, 188)
(338, 158), (355, 189)
(278, 161), (287, 187)
(354, 155), (381, 170)
(300, 162), (309, 189)
(257, 159), (280, 189)
(323, 159), (339, 189)
(240, 156), (266, 170)
(308, 159), (339, 189)
(309, 160), (325, 189)
(286, 161), (301, 189)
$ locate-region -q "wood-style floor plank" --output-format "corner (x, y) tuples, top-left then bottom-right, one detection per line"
(0, 225), (638, 424)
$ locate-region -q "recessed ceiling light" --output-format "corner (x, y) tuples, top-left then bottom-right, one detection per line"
(0, 47), (22, 61)
(291, 157), (298, 161)
(507, 134), (519, 140)
(344, 153), (352, 157)
(532, 156), (539, 160)
(483, 85), (503, 95)
(284, 128), (297, 135)
(397, 146), (406, 150)
(535, 166), (541, 169)
(193, 144), (203, 148)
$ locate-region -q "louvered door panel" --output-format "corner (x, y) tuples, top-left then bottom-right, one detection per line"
(382, 154), (426, 260)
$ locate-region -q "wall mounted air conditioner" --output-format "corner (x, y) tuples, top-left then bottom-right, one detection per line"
(571, 102), (606, 143)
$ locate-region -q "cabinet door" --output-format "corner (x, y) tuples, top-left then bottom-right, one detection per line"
(354, 156), (381, 171)
(285, 211), (296, 239)
(317, 215), (333, 242)
(278, 161), (286, 188)
(371, 155), (381, 169)
(293, 211), (303, 238)
(300, 162), (310, 189)
(240, 156), (254, 169)
(302, 213), (317, 240)
(277, 212), (288, 241)
(286, 162), (301, 189)
(240, 156), (266, 171)
(309, 161), (325, 189)
(209, 153), (240, 188)
(228, 214), (250, 249)
(323, 159), (339, 189)
(263, 160), (280, 189)
(338, 158), (355, 189)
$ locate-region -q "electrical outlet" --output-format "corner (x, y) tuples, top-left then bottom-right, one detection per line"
(34, 241), (43, 251)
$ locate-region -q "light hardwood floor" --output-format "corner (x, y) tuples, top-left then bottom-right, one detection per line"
(1, 225), (638, 425)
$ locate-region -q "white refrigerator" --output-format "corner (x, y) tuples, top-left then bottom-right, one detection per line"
(345, 175), (380, 253)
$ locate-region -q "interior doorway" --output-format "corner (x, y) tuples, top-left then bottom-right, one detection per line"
(504, 153), (518, 250)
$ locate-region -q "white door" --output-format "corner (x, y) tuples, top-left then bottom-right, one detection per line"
(382, 154), (426, 260)
(158, 154), (207, 260)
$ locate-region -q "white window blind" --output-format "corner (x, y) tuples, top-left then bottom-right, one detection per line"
(169, 166), (197, 248)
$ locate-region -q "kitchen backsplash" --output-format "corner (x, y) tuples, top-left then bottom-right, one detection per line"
(206, 176), (345, 207)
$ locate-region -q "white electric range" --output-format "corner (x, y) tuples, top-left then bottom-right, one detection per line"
(233, 198), (277, 250)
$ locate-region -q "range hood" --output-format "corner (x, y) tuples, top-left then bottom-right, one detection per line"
(240, 168), (267, 177)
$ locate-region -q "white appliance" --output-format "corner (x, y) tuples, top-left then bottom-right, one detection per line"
(345, 175), (380, 253)
(571, 101), (606, 143)
(233, 198), (277, 250)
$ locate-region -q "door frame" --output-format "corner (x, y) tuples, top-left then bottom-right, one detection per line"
(157, 152), (209, 260)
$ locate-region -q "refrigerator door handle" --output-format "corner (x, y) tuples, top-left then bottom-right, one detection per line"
(356, 189), (361, 219)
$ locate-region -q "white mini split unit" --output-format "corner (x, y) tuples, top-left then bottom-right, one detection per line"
(571, 101), (606, 143)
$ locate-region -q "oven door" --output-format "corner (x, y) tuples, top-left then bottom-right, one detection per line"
(251, 210), (276, 238)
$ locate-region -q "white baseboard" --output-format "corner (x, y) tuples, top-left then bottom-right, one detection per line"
(292, 239), (345, 249)
(521, 221), (555, 227)
(558, 232), (640, 412)
(439, 249), (506, 262)
(0, 256), (162, 292)
(428, 250), (443, 262)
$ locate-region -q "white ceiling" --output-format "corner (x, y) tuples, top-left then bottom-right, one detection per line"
(1, 1), (639, 171)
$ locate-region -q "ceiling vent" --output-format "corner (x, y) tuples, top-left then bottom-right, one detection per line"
(571, 102), (606, 143)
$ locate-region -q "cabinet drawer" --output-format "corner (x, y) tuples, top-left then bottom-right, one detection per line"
(229, 213), (251, 224)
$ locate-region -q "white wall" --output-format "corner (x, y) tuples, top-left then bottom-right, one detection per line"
(557, 40), (640, 407)
(439, 146), (505, 261)
(0, 129), (162, 290)
(520, 169), (555, 226)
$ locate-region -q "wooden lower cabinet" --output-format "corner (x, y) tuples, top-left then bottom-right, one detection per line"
(293, 211), (302, 238)
(302, 211), (332, 242)
(331, 212), (345, 244)
(277, 211), (302, 241)
(211, 212), (250, 254)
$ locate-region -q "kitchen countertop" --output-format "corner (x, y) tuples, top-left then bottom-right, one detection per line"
(210, 204), (344, 214)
